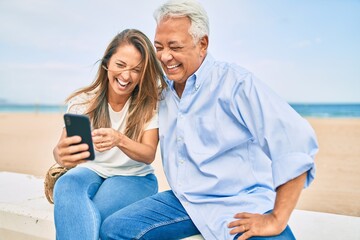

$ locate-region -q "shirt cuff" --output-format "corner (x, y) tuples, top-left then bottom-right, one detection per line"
(272, 152), (316, 189)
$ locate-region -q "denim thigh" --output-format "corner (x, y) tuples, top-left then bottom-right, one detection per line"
(54, 167), (158, 240)
(93, 173), (158, 220)
(54, 167), (104, 240)
(100, 190), (200, 240)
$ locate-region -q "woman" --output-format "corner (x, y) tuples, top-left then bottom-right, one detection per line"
(52, 29), (166, 239)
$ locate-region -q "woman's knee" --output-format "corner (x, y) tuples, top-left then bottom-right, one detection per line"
(53, 167), (101, 202)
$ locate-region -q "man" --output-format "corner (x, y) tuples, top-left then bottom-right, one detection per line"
(100, 0), (318, 239)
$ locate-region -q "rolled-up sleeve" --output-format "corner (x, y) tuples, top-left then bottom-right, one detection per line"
(272, 152), (316, 189)
(234, 72), (319, 189)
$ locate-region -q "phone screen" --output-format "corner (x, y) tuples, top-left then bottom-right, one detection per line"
(64, 113), (95, 160)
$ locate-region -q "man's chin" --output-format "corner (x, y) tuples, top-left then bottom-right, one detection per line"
(165, 74), (178, 81)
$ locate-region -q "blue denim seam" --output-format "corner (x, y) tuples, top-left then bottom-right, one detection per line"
(89, 182), (102, 238)
(135, 216), (191, 239)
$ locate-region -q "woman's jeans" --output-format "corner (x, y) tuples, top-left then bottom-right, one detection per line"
(100, 190), (295, 240)
(53, 167), (158, 240)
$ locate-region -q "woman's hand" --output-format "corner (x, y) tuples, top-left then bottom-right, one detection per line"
(53, 128), (90, 168)
(92, 128), (122, 152)
(92, 127), (159, 164)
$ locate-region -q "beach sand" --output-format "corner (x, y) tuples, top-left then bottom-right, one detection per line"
(0, 113), (359, 217)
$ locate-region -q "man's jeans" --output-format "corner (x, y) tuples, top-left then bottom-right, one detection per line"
(100, 190), (295, 240)
(53, 167), (158, 240)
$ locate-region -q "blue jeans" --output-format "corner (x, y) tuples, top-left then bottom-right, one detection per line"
(53, 167), (158, 240)
(100, 190), (295, 240)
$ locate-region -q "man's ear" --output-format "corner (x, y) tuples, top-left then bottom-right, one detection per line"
(199, 35), (209, 57)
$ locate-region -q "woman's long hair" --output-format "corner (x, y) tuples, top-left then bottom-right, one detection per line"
(66, 29), (166, 141)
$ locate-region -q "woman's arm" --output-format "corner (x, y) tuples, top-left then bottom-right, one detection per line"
(92, 128), (159, 164)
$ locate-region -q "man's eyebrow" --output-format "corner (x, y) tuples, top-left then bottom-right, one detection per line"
(168, 41), (180, 45)
(154, 40), (180, 45)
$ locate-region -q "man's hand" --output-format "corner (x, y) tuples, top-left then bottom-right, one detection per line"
(228, 172), (307, 239)
(228, 212), (286, 240)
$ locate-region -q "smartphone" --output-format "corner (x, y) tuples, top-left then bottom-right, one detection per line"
(64, 113), (95, 160)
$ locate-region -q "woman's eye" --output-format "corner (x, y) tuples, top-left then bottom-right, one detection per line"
(116, 63), (125, 68)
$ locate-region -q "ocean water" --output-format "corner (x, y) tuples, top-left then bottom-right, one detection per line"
(290, 103), (360, 118)
(0, 104), (67, 113)
(0, 103), (359, 118)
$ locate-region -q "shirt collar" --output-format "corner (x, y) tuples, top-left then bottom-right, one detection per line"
(164, 53), (214, 92)
(193, 53), (214, 87)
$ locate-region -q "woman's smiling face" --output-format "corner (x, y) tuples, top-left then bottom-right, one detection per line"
(106, 43), (143, 101)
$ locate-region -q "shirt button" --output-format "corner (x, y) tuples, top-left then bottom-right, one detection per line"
(177, 137), (182, 142)
(179, 159), (184, 164)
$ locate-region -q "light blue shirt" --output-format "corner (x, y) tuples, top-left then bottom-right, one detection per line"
(158, 54), (318, 240)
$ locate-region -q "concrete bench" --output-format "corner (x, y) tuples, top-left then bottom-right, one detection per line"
(1, 171), (359, 239)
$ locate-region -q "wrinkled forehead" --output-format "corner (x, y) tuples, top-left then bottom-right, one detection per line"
(155, 17), (192, 41)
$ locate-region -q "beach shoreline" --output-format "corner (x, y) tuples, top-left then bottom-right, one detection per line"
(0, 113), (359, 217)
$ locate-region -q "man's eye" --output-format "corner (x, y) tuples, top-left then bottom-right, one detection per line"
(171, 46), (182, 51)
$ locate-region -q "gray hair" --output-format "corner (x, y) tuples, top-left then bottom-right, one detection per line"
(153, 0), (209, 43)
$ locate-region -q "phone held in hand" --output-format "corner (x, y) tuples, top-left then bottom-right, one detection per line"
(64, 113), (95, 160)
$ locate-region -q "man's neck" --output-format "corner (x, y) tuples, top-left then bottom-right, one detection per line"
(174, 82), (185, 98)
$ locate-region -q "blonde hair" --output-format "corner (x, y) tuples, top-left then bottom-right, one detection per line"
(66, 29), (166, 141)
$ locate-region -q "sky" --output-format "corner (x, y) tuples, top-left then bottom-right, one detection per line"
(0, 0), (359, 105)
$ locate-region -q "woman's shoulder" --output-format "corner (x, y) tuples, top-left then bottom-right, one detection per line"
(69, 91), (95, 104)
(67, 91), (96, 114)
(144, 108), (159, 130)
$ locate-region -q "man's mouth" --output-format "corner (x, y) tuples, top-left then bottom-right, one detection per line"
(116, 78), (130, 87)
(167, 64), (180, 70)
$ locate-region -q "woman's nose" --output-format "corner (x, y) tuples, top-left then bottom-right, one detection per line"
(121, 69), (130, 79)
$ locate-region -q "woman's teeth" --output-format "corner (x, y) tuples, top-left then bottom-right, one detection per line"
(117, 78), (129, 87)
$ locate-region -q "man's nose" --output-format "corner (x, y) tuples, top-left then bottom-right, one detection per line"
(160, 50), (173, 62)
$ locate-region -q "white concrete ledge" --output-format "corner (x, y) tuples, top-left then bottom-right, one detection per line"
(0, 172), (54, 239)
(1, 171), (359, 240)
